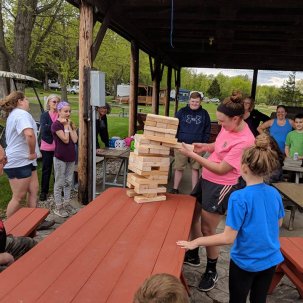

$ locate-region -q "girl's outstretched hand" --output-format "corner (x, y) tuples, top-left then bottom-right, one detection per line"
(176, 240), (198, 250)
(193, 143), (208, 153)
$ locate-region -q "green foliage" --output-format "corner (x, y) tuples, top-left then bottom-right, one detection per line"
(278, 72), (302, 105)
(207, 78), (221, 98)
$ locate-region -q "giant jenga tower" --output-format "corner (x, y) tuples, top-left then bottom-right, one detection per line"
(127, 114), (179, 203)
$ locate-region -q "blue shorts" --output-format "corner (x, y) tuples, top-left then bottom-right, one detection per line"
(4, 164), (37, 179)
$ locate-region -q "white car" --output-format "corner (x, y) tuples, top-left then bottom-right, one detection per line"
(67, 85), (79, 94)
(48, 79), (61, 90)
(210, 98), (220, 103)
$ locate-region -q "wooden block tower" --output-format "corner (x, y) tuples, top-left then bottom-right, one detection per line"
(127, 114), (179, 203)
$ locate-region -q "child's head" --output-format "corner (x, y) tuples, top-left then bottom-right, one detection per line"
(97, 103), (111, 116)
(133, 273), (189, 303)
(294, 113), (303, 131)
(57, 101), (71, 119)
(241, 134), (280, 178)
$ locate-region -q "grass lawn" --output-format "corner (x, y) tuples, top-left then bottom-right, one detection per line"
(0, 88), (274, 212)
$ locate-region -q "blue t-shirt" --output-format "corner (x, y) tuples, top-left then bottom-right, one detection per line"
(269, 119), (292, 153)
(226, 183), (284, 272)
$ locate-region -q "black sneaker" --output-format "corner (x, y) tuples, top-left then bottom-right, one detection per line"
(198, 270), (218, 292)
(184, 249), (201, 267)
(169, 188), (179, 194)
(39, 192), (47, 201)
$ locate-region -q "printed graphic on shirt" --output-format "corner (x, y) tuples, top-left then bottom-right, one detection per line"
(186, 115), (202, 125)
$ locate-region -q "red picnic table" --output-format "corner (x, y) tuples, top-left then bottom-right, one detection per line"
(0, 188), (195, 303)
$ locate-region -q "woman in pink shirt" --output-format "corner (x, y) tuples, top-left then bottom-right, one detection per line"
(39, 94), (60, 201)
(179, 90), (255, 292)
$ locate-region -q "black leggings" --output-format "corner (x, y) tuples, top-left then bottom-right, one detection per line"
(229, 259), (276, 303)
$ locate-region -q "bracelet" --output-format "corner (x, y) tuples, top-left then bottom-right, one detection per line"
(64, 129), (70, 133)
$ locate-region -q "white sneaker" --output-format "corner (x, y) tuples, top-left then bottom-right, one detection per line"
(54, 207), (69, 218)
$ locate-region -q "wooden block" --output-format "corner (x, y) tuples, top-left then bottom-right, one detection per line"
(144, 125), (177, 135)
(146, 114), (179, 126)
(156, 122), (167, 128)
(126, 189), (137, 197)
(144, 134), (178, 145)
(162, 142), (195, 152)
(134, 134), (150, 144)
(134, 194), (167, 203)
(128, 164), (169, 176)
(126, 182), (134, 189)
(144, 130), (155, 136)
(145, 120), (157, 127)
(164, 133), (176, 138)
(134, 186), (167, 194)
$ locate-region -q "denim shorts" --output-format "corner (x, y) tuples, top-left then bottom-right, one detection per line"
(4, 164), (37, 179)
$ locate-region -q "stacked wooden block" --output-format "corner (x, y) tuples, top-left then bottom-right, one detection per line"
(127, 114), (179, 203)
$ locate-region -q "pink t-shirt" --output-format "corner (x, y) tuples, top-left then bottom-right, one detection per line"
(202, 123), (255, 185)
(40, 112), (58, 151)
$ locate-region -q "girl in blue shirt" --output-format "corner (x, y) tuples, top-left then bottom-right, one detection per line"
(177, 134), (285, 303)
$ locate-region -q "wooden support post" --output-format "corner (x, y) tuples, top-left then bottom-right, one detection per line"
(129, 40), (139, 136)
(251, 69), (258, 99)
(91, 14), (110, 62)
(78, 3), (93, 204)
(165, 66), (172, 117)
(174, 68), (181, 116)
(152, 58), (160, 115)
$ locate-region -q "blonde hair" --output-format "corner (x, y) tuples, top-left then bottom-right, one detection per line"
(133, 273), (189, 303)
(0, 91), (25, 117)
(242, 134), (280, 177)
(46, 94), (61, 110)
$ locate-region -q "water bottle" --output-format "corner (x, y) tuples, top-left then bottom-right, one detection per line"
(293, 152), (299, 161)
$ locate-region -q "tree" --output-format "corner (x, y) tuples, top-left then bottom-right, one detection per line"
(0, 0), (60, 91)
(207, 78), (221, 98)
(278, 72), (301, 105)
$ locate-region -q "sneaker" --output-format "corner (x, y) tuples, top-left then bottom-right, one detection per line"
(37, 219), (55, 231)
(63, 203), (77, 216)
(54, 207), (69, 218)
(184, 249), (201, 267)
(169, 188), (179, 194)
(39, 192), (47, 201)
(198, 270), (218, 292)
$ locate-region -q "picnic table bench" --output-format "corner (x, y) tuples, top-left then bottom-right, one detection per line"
(4, 207), (50, 237)
(0, 188), (195, 302)
(269, 237), (303, 298)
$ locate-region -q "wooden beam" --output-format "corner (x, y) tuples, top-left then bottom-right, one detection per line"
(251, 69), (258, 99)
(174, 68), (181, 117)
(129, 40), (139, 136)
(165, 66), (172, 117)
(78, 2), (93, 204)
(91, 13), (110, 62)
(152, 58), (160, 114)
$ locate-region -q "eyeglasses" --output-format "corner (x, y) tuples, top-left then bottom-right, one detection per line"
(51, 100), (59, 104)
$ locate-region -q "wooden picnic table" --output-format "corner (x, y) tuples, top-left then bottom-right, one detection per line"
(283, 157), (303, 184)
(111, 104), (144, 117)
(96, 147), (130, 189)
(0, 188), (195, 303)
(272, 182), (303, 230)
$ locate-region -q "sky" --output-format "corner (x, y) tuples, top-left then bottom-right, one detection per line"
(193, 68), (303, 88)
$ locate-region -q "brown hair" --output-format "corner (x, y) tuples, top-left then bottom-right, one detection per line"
(242, 133), (280, 177)
(189, 91), (202, 100)
(133, 273), (189, 303)
(243, 96), (255, 112)
(0, 91), (25, 117)
(217, 90), (244, 117)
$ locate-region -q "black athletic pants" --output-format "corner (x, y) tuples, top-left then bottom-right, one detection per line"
(229, 259), (276, 303)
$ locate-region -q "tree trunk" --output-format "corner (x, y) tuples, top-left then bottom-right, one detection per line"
(11, 0), (38, 74)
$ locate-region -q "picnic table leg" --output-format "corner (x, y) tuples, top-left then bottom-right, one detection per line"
(113, 159), (124, 184)
(268, 264), (284, 294)
(288, 205), (297, 231)
(102, 158), (106, 190)
(123, 159), (128, 188)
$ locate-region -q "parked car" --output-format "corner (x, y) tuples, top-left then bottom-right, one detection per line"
(67, 85), (79, 94)
(48, 79), (61, 90)
(210, 98), (220, 103)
